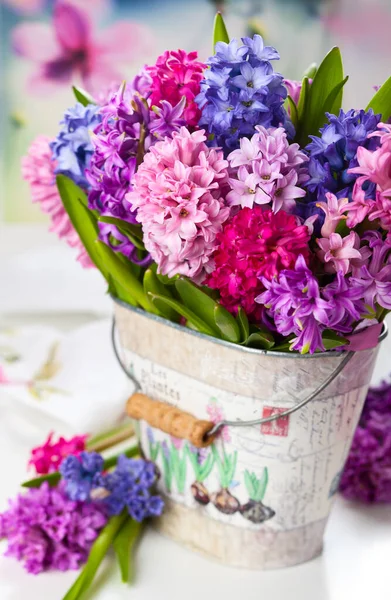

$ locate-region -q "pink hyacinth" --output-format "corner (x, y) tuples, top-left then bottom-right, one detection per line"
(22, 136), (92, 268)
(316, 231), (367, 275)
(227, 126), (307, 213)
(146, 50), (206, 128)
(316, 192), (349, 237)
(348, 123), (391, 231)
(206, 207), (311, 320)
(29, 433), (88, 475)
(127, 127), (230, 281)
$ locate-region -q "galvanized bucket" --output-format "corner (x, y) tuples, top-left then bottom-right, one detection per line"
(113, 298), (386, 569)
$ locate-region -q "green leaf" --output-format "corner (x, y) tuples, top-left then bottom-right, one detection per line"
(62, 513), (127, 600)
(214, 305), (241, 343)
(113, 518), (142, 583)
(236, 307), (249, 342)
(303, 62), (317, 79)
(366, 75), (391, 121)
(286, 95), (298, 128)
(244, 330), (274, 350)
(175, 278), (221, 336)
(213, 12), (229, 48)
(321, 330), (349, 350)
(22, 445), (139, 488)
(325, 75), (349, 117)
(72, 85), (97, 106)
(297, 47), (344, 145)
(296, 76), (310, 121)
(143, 269), (178, 321)
(148, 293), (217, 336)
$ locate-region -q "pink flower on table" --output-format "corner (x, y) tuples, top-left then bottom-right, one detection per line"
(12, 1), (152, 94)
(316, 231), (365, 275)
(29, 432), (88, 474)
(22, 136), (92, 268)
(316, 192), (349, 237)
(127, 127), (230, 282)
(146, 50), (206, 128)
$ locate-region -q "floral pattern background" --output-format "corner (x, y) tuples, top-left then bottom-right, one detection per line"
(1, 0), (391, 223)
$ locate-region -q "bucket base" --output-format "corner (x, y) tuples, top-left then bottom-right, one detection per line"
(153, 497), (325, 569)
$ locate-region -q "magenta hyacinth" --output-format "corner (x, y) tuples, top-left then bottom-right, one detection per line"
(0, 483), (107, 574)
(29, 433), (88, 475)
(127, 127), (231, 281)
(206, 207), (311, 320)
(22, 135), (92, 268)
(226, 125), (308, 213)
(146, 49), (206, 128)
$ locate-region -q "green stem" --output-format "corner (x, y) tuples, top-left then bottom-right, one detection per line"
(87, 423), (135, 453)
(62, 513), (128, 600)
(113, 517), (143, 583)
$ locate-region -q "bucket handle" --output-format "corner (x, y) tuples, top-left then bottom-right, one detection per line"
(112, 318), (358, 448)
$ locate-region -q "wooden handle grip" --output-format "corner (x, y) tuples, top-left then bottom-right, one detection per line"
(126, 393), (216, 448)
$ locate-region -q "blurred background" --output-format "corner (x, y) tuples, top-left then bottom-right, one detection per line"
(1, 0), (391, 224)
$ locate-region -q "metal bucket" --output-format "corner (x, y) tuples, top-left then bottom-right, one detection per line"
(113, 298), (386, 569)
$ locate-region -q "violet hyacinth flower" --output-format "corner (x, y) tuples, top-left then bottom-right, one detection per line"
(0, 482), (107, 574)
(350, 232), (391, 310)
(340, 379), (391, 503)
(50, 103), (101, 188)
(257, 254), (367, 353)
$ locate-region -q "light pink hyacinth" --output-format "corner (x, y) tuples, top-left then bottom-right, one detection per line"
(348, 123), (391, 231)
(127, 128), (230, 281)
(12, 1), (152, 94)
(22, 136), (92, 268)
(316, 192), (349, 237)
(316, 231), (367, 275)
(227, 126), (307, 213)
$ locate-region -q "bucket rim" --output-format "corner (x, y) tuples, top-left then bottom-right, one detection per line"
(112, 295), (388, 360)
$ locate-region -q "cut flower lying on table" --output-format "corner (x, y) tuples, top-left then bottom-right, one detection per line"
(23, 14), (391, 356)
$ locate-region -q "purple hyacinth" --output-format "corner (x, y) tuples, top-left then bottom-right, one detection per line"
(340, 379), (391, 503)
(196, 34), (291, 154)
(350, 231), (391, 311)
(60, 451), (104, 502)
(100, 455), (164, 521)
(256, 254), (367, 353)
(50, 103), (101, 189)
(0, 482), (107, 574)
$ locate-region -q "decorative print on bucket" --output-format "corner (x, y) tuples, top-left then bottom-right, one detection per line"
(115, 301), (386, 570)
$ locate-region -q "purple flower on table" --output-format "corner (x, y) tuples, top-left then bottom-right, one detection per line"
(60, 451), (104, 501)
(0, 482), (107, 574)
(50, 103), (101, 189)
(340, 379), (391, 503)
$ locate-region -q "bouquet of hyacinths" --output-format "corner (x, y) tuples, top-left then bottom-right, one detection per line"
(24, 12), (391, 356)
(0, 431), (164, 599)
